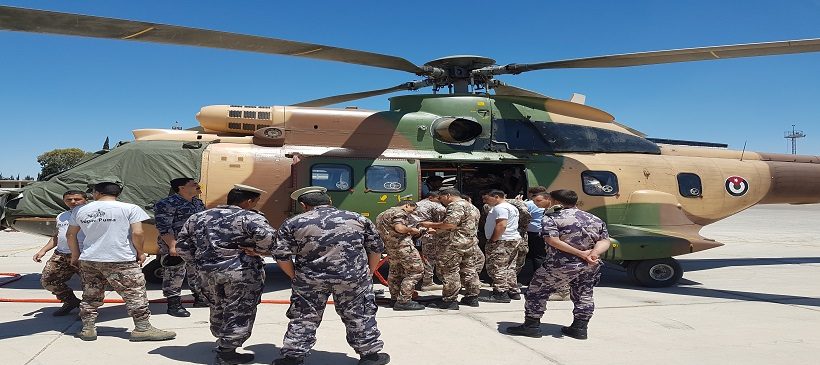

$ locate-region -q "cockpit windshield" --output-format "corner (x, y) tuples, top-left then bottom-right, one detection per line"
(491, 119), (660, 154)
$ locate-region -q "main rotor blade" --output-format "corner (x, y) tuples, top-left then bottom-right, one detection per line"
(491, 82), (548, 98)
(0, 6), (424, 74)
(292, 80), (433, 107)
(490, 82), (614, 123)
(498, 38), (820, 73)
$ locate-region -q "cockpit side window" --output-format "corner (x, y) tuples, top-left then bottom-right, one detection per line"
(310, 163), (353, 191)
(677, 173), (703, 198)
(366, 165), (406, 192)
(582, 170), (619, 196)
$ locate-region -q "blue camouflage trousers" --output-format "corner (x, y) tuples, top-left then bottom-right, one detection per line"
(524, 260), (601, 321)
(197, 267), (264, 350)
(162, 260), (202, 298)
(281, 276), (383, 358)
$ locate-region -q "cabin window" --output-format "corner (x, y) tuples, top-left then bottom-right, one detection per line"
(366, 165), (406, 192)
(677, 173), (703, 197)
(311, 164), (353, 191)
(243, 110), (257, 119)
(582, 171), (618, 196)
(257, 111), (271, 120)
(228, 110), (242, 118)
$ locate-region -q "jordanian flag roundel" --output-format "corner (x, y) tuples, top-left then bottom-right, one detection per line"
(725, 176), (749, 196)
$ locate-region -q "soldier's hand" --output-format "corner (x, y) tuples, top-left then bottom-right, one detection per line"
(169, 246), (178, 256)
(137, 253), (147, 267)
(33, 251), (45, 262)
(515, 194), (524, 201)
(582, 250), (600, 265)
(70, 255), (80, 268)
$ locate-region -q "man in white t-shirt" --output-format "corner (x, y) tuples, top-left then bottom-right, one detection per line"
(32, 190), (87, 316)
(479, 189), (521, 303)
(66, 179), (176, 342)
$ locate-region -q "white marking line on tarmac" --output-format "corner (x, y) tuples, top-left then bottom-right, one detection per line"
(463, 312), (565, 365)
(24, 317), (80, 365)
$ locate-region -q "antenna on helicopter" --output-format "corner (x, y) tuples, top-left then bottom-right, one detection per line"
(740, 141), (747, 161)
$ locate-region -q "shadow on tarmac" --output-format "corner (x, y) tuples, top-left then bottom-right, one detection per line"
(149, 342), (359, 364)
(0, 302), (176, 340)
(679, 257), (820, 272)
(496, 321), (566, 338)
(598, 262), (820, 308)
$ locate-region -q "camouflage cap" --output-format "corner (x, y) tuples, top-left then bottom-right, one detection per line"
(233, 184), (266, 195)
(290, 186), (328, 200)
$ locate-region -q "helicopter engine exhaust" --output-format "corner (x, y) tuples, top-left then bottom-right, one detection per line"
(431, 117), (483, 143)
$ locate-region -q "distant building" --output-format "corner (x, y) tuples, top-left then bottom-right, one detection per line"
(0, 180), (34, 189)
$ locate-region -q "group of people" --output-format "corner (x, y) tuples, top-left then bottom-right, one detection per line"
(32, 175), (611, 365)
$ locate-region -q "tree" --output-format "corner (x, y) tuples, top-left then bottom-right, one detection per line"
(36, 148), (89, 180)
(24, 175), (34, 181)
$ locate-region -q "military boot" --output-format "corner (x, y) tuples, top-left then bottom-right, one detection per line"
(561, 318), (589, 339)
(272, 356), (305, 365)
(358, 352), (391, 365)
(507, 291), (522, 300)
(392, 300), (425, 311)
(130, 320), (176, 342)
(459, 295), (479, 307)
(53, 296), (81, 316)
(77, 322), (97, 341)
(426, 300), (459, 310)
(191, 292), (209, 308)
(478, 290), (511, 303)
(214, 348), (255, 365)
(505, 317), (542, 338)
(166, 296), (191, 317)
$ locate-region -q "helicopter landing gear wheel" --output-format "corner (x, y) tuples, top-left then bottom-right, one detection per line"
(142, 257), (163, 284)
(626, 258), (683, 287)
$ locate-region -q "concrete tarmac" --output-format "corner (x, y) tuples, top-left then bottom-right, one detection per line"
(1, 204), (818, 365)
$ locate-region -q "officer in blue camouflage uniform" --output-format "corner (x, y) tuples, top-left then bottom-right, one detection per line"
(176, 184), (276, 365)
(272, 187), (390, 365)
(376, 201), (425, 311)
(153, 177), (207, 317)
(506, 189), (611, 339)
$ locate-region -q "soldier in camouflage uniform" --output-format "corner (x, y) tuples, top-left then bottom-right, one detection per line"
(409, 191), (446, 290)
(153, 177), (207, 317)
(481, 193), (531, 301)
(376, 202), (426, 311)
(420, 188), (482, 310)
(507, 197), (531, 280)
(479, 190), (520, 303)
(66, 179), (175, 342)
(506, 189), (611, 340)
(32, 190), (87, 316)
(176, 184), (275, 365)
(272, 187), (390, 365)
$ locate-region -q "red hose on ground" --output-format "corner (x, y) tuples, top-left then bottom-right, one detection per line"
(0, 272), (340, 304)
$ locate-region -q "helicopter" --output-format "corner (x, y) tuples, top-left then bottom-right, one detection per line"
(1, 5), (820, 287)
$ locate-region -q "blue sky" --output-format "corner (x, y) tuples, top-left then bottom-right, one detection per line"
(1, 0), (819, 177)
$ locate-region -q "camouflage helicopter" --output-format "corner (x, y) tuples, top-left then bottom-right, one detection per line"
(2, 6), (820, 287)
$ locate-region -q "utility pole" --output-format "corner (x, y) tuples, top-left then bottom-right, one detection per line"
(784, 124), (806, 155)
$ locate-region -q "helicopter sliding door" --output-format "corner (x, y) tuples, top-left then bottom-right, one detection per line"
(294, 156), (419, 219)
(420, 162), (527, 202)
